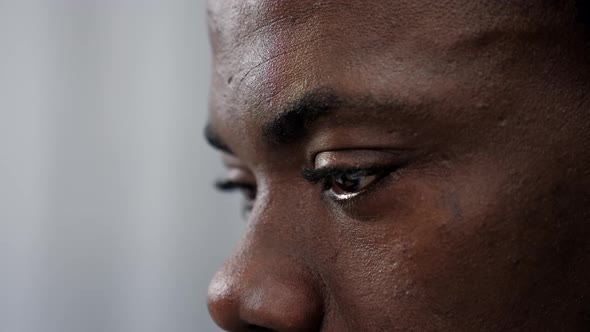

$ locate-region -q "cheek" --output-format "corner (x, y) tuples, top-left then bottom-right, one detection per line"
(317, 163), (563, 329)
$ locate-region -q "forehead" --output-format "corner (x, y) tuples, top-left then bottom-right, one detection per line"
(207, 0), (413, 103)
(208, 0), (413, 49)
(206, 0), (558, 153)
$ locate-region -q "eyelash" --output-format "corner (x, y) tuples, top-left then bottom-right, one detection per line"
(215, 165), (396, 213)
(302, 166), (395, 197)
(215, 180), (256, 215)
(215, 180), (256, 194)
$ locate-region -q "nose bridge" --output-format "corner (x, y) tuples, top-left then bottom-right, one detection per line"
(246, 179), (319, 259)
(208, 193), (325, 331)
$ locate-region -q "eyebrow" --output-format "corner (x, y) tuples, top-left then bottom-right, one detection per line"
(206, 88), (424, 153)
(205, 89), (345, 154)
(261, 89), (343, 146)
(262, 89), (413, 146)
(204, 124), (233, 154)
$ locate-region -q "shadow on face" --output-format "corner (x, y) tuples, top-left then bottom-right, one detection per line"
(205, 0), (590, 331)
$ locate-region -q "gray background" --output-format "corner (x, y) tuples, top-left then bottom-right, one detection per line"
(0, 1), (241, 331)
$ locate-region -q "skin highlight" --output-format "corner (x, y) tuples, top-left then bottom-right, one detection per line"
(206, 1), (590, 331)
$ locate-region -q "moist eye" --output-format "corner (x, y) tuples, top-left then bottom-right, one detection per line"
(332, 170), (381, 194)
(302, 167), (393, 200)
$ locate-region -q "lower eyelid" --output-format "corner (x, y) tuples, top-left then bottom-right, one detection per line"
(325, 169), (397, 203)
(242, 201), (254, 218)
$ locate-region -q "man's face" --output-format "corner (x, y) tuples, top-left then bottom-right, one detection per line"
(206, 1), (590, 331)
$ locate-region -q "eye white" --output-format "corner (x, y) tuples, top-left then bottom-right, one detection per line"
(328, 191), (362, 201)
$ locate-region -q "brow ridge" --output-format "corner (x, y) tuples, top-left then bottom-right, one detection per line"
(262, 89), (343, 146)
(204, 124), (233, 154)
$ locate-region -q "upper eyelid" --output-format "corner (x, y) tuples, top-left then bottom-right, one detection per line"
(301, 167), (339, 184)
(223, 165), (253, 174)
(301, 166), (392, 184)
(308, 148), (414, 165)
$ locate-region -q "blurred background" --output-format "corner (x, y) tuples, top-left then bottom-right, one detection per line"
(0, 1), (242, 331)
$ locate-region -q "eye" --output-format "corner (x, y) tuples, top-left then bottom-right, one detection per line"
(303, 167), (391, 201)
(329, 170), (382, 198)
(215, 180), (257, 218)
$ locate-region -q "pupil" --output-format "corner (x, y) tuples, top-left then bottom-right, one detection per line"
(336, 174), (362, 192)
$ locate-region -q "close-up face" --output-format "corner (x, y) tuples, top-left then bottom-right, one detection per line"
(205, 1), (590, 331)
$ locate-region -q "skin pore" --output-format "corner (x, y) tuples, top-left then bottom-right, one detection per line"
(206, 1), (590, 331)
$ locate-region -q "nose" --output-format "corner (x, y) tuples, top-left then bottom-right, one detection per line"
(207, 253), (324, 331)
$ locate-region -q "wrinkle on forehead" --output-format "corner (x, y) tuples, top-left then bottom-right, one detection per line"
(208, 0), (406, 97)
(208, 0), (576, 55)
(207, 0), (580, 142)
(208, 0), (339, 53)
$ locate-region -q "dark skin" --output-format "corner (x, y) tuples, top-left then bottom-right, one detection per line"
(206, 1), (590, 331)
